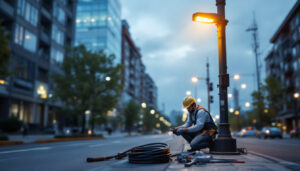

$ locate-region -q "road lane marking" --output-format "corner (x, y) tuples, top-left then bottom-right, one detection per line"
(65, 142), (92, 147)
(0, 147), (52, 154)
(112, 140), (121, 144)
(89, 144), (106, 147)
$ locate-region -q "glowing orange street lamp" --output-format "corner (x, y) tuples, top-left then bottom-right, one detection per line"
(193, 0), (237, 154)
(192, 13), (223, 24)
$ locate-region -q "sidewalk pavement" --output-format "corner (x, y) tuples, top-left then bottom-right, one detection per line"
(166, 139), (300, 171)
(97, 136), (300, 171)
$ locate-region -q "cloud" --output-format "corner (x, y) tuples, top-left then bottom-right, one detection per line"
(147, 45), (195, 62)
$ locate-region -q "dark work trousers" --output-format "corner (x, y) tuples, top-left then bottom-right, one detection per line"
(181, 131), (212, 150)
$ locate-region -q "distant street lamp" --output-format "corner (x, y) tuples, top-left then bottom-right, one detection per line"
(264, 108), (269, 114)
(228, 93), (232, 98)
(159, 117), (164, 121)
(233, 74), (240, 80)
(293, 92), (299, 137)
(197, 98), (202, 103)
(229, 108), (234, 113)
(105, 76), (111, 81)
(241, 84), (247, 89)
(193, 0), (238, 153)
(191, 76), (199, 83)
(234, 110), (239, 116)
(186, 90), (191, 96)
(85, 110), (91, 115)
(141, 102), (147, 109)
(245, 102), (250, 108)
(191, 76), (199, 98)
(150, 109), (155, 115)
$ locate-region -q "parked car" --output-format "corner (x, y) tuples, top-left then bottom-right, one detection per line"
(260, 127), (282, 139)
(238, 126), (257, 137)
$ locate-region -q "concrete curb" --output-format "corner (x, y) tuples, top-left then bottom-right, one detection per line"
(0, 141), (24, 146)
(34, 136), (105, 143)
(249, 151), (300, 170)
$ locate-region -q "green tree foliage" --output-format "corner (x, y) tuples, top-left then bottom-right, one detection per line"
(263, 76), (285, 119)
(142, 108), (156, 132)
(0, 117), (23, 133)
(123, 99), (140, 135)
(52, 45), (122, 134)
(231, 76), (286, 130)
(0, 20), (11, 79)
(251, 91), (265, 128)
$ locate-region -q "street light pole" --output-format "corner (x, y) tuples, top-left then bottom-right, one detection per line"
(192, 0), (237, 153)
(206, 61), (211, 112)
(213, 0), (237, 153)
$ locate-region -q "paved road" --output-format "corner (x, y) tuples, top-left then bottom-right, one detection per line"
(236, 137), (300, 164)
(1, 134), (299, 171)
(0, 134), (178, 171)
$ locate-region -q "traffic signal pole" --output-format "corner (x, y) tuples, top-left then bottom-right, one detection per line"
(207, 61), (211, 112)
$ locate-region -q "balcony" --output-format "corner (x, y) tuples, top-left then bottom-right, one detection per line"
(40, 31), (50, 45)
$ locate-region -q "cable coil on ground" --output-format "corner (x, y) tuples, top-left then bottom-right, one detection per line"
(128, 143), (172, 164)
(86, 143), (172, 164)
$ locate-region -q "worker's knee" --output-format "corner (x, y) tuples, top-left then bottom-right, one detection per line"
(190, 140), (210, 149)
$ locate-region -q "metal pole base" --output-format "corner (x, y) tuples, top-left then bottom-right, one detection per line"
(209, 137), (240, 155)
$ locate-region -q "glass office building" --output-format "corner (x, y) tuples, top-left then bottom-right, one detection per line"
(76, 0), (121, 63)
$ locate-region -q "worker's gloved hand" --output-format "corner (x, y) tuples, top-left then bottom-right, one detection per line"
(170, 128), (179, 136)
(177, 128), (186, 135)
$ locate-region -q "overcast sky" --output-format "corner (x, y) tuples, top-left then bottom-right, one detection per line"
(120, 0), (297, 117)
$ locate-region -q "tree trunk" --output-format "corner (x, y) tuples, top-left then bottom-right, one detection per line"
(81, 112), (86, 135)
(91, 113), (95, 135)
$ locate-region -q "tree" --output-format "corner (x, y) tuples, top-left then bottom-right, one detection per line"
(123, 99), (140, 135)
(251, 91), (265, 128)
(0, 20), (11, 79)
(52, 45), (122, 135)
(263, 76), (285, 120)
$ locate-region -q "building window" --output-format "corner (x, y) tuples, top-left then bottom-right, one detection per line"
(51, 48), (64, 65)
(14, 24), (37, 53)
(54, 2), (66, 25)
(24, 30), (37, 52)
(14, 24), (24, 45)
(17, 0), (38, 26)
(52, 25), (64, 45)
(14, 56), (34, 81)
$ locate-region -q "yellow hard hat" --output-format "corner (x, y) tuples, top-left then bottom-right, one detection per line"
(183, 96), (196, 108)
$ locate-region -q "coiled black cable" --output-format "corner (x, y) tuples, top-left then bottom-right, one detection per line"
(86, 143), (172, 164)
(128, 143), (171, 164)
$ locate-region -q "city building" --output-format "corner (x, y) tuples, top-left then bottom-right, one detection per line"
(143, 73), (158, 109)
(75, 0), (121, 63)
(0, 0), (77, 128)
(265, 1), (300, 131)
(121, 20), (143, 103)
(76, 1), (158, 112)
(121, 20), (157, 109)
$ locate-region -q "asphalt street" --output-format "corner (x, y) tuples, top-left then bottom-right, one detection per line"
(236, 137), (300, 164)
(0, 134), (299, 171)
(0, 134), (177, 171)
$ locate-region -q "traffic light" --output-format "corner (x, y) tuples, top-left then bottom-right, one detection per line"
(209, 83), (213, 91)
(210, 95), (213, 103)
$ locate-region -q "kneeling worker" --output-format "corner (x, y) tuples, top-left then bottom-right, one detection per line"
(174, 96), (218, 151)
